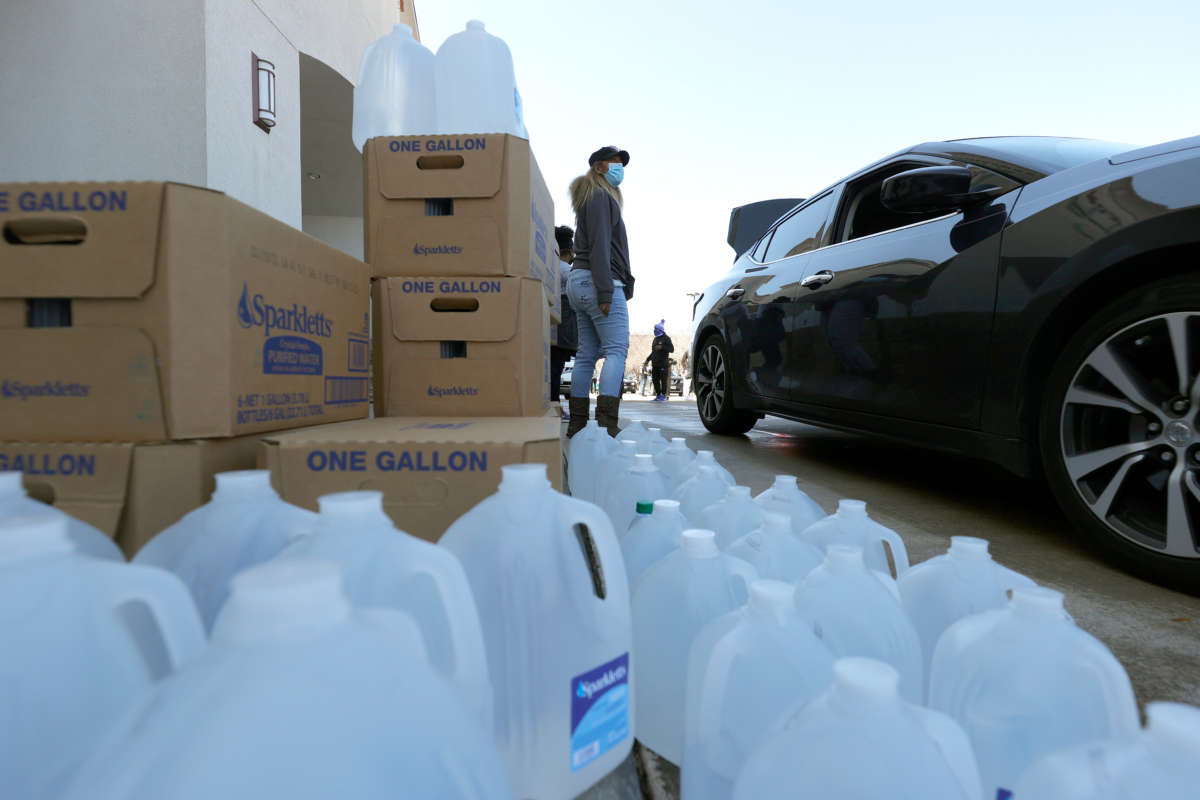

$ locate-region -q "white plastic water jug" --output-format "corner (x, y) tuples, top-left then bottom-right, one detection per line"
(693, 450), (736, 486)
(734, 658), (983, 800)
(0, 470), (122, 560)
(799, 498), (910, 576)
(615, 419), (650, 451)
(275, 490), (492, 729)
(929, 586), (1140, 799)
(675, 465), (732, 523)
(602, 453), (671, 534)
(645, 427), (671, 455)
(440, 465), (632, 799)
(682, 580), (835, 800)
(897, 536), (1036, 697)
(435, 21), (527, 137)
(351, 23), (436, 151)
(593, 439), (639, 516)
(1014, 701), (1200, 799)
(0, 515), (205, 799)
(654, 437), (696, 489)
(567, 419), (606, 501)
(632, 529), (757, 764)
(727, 511), (823, 582)
(59, 560), (512, 800)
(134, 470), (317, 630)
(752, 475), (826, 534)
(700, 486), (766, 548)
(621, 498), (689, 591)
(794, 545), (924, 703)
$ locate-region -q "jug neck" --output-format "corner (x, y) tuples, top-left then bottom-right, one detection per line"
(215, 560), (350, 643)
(825, 545), (866, 574)
(682, 529), (719, 559)
(316, 490), (392, 532)
(213, 470), (277, 503)
(748, 579), (797, 626)
(761, 511), (791, 536)
(631, 454), (657, 474)
(726, 485), (752, 503)
(1010, 586), (1067, 620)
(497, 463), (551, 496)
(771, 475), (798, 494)
(391, 22), (415, 38)
(836, 499), (868, 519)
(668, 438), (690, 453)
(1145, 702), (1200, 757)
(0, 471), (26, 500)
(0, 514), (74, 563)
(948, 536), (992, 562)
(696, 450), (717, 466)
(828, 657), (901, 714)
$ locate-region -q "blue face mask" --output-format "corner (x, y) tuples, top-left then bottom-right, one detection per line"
(604, 163), (625, 187)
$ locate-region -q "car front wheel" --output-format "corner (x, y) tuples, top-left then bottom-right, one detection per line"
(1040, 275), (1200, 594)
(695, 334), (759, 435)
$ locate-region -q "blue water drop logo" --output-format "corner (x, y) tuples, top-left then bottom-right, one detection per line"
(236, 283), (253, 329)
(576, 682), (587, 699)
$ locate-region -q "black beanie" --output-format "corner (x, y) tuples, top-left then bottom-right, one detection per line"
(555, 225), (574, 252)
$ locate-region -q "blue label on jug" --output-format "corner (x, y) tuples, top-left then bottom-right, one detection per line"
(263, 336), (323, 375)
(570, 653), (630, 771)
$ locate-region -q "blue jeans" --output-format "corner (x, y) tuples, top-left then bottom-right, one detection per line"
(567, 269), (629, 398)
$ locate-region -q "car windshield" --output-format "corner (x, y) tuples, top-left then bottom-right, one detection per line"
(961, 136), (1134, 171)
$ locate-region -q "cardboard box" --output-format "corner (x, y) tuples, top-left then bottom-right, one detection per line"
(0, 182), (371, 441)
(372, 276), (549, 418)
(0, 435), (260, 558)
(258, 416), (562, 542)
(362, 134), (559, 320)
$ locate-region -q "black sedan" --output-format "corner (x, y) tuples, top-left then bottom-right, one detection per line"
(691, 135), (1200, 592)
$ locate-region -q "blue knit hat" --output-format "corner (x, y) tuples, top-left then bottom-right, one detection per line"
(654, 320), (665, 336)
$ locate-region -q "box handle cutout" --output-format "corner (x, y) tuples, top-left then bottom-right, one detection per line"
(430, 298), (480, 313)
(416, 155), (465, 171)
(26, 299), (72, 328)
(425, 198), (454, 216)
(3, 217), (88, 246)
(574, 523), (607, 599)
(440, 341), (468, 359)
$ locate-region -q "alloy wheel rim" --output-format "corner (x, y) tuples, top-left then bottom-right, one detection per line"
(696, 343), (727, 423)
(1059, 311), (1200, 558)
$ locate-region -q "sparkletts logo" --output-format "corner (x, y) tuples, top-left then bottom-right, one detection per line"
(237, 284), (333, 338)
(575, 665), (628, 701)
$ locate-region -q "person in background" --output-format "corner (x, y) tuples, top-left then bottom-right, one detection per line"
(643, 320), (674, 402)
(566, 146), (635, 437)
(549, 225), (579, 420)
(680, 350), (692, 396)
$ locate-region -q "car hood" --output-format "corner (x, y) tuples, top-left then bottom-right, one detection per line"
(1109, 134), (1200, 165)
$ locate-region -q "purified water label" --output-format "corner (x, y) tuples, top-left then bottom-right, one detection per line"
(570, 653), (630, 771)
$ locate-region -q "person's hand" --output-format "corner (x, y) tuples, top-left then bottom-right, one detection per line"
(599, 302), (611, 316)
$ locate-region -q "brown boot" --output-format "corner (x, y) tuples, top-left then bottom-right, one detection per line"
(595, 394), (622, 437)
(566, 396), (591, 438)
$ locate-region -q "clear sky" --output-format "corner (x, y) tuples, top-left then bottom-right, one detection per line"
(416, 0), (1200, 338)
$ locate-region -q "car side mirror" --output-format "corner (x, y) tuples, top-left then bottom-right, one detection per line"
(881, 166), (1000, 214)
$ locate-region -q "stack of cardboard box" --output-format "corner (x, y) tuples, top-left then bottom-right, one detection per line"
(0, 182), (371, 556)
(256, 133), (564, 542)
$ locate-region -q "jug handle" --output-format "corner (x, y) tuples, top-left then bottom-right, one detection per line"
(914, 706), (984, 800)
(104, 565), (207, 675)
(879, 529), (910, 575)
(557, 496), (630, 603)
(695, 631), (740, 765)
(725, 556), (759, 605)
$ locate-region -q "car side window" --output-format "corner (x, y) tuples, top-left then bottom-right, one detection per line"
(761, 192), (835, 262)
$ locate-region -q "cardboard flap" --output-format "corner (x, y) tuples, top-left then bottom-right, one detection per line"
(0, 182), (166, 298)
(368, 215), (504, 277)
(0, 442), (135, 537)
(384, 278), (523, 342)
(1, 328), (167, 440)
(261, 416), (561, 445)
(370, 135), (507, 200)
(392, 359), (521, 416)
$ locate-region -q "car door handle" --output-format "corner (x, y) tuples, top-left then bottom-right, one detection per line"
(725, 286), (745, 299)
(800, 270), (834, 290)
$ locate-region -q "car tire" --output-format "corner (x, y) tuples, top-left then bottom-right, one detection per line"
(1038, 274), (1200, 594)
(695, 334), (759, 435)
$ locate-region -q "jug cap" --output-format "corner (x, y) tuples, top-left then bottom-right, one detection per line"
(728, 485), (751, 500)
(696, 450), (716, 462)
(1010, 586), (1066, 617)
(499, 463), (551, 492)
(948, 536), (991, 559)
(832, 657), (900, 707)
(762, 511), (790, 533)
(1145, 702), (1200, 755)
(391, 22), (415, 37)
(0, 513), (74, 562)
(465, 19), (486, 31)
(218, 560), (350, 642)
(670, 437), (687, 445)
(652, 499), (681, 514)
(636, 501), (654, 515)
(631, 454), (656, 472)
(619, 440), (637, 452)
(748, 579), (796, 622)
(681, 529), (719, 558)
(0, 471), (26, 496)
(318, 490), (384, 514)
(648, 427), (662, 434)
(214, 470), (274, 497)
(772, 475), (798, 489)
(837, 499), (867, 516)
(825, 544), (866, 572)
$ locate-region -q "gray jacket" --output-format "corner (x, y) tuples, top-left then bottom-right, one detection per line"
(573, 190), (634, 305)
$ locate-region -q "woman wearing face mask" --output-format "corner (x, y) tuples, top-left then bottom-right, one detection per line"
(566, 146), (635, 437)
